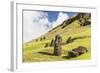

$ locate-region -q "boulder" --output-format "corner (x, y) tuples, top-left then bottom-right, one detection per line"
(68, 51), (79, 58)
(72, 46), (88, 55)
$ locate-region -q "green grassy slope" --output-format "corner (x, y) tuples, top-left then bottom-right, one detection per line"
(23, 18), (91, 63)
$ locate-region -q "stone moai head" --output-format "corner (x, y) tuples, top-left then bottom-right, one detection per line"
(53, 35), (62, 56)
(50, 38), (54, 47)
(55, 35), (62, 44)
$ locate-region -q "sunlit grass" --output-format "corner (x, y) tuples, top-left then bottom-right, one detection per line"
(23, 20), (91, 63)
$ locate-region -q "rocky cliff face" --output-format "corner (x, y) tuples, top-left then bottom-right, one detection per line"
(61, 13), (91, 28)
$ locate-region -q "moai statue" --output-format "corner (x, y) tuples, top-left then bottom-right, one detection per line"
(44, 43), (48, 48)
(43, 36), (46, 40)
(50, 39), (54, 47)
(53, 35), (62, 56)
(66, 36), (73, 44)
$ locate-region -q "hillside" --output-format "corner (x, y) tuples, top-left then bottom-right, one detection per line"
(23, 13), (91, 62)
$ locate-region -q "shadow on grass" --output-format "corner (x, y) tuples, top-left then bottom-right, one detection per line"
(61, 36), (90, 45)
(62, 56), (71, 59)
(38, 52), (54, 56)
(72, 36), (90, 41)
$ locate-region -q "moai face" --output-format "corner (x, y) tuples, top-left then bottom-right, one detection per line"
(50, 39), (54, 47)
(53, 35), (62, 56)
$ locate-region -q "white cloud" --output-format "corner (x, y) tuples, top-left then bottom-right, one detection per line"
(52, 12), (69, 28)
(23, 11), (69, 43)
(23, 11), (51, 43)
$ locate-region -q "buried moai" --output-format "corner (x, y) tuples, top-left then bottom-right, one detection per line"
(66, 36), (73, 44)
(44, 43), (49, 48)
(50, 39), (55, 47)
(53, 35), (62, 56)
(67, 46), (88, 58)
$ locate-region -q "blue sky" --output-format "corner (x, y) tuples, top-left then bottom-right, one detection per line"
(45, 11), (77, 23)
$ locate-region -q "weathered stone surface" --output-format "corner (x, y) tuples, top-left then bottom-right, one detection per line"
(44, 43), (49, 48)
(61, 13), (91, 28)
(50, 39), (54, 47)
(53, 35), (62, 56)
(67, 46), (88, 58)
(66, 36), (73, 44)
(72, 46), (88, 55)
(68, 51), (79, 58)
(78, 13), (91, 26)
(43, 36), (46, 40)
